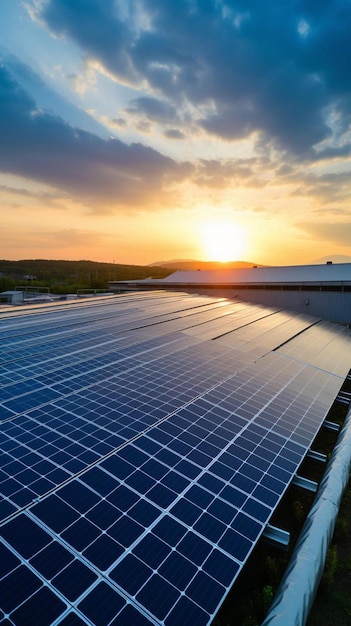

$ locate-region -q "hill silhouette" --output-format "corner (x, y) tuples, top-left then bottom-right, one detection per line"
(150, 259), (264, 270)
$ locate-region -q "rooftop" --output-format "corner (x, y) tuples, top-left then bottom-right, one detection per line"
(110, 262), (351, 287)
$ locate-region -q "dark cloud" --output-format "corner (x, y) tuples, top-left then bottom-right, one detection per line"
(110, 118), (127, 128)
(0, 62), (191, 211)
(200, 104), (257, 141)
(35, 0), (351, 156)
(126, 96), (178, 123)
(164, 129), (185, 139)
(39, 0), (136, 83)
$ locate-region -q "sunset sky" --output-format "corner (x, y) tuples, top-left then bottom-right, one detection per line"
(1, 1), (351, 265)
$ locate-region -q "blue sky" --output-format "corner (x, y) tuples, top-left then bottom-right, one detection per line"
(1, 0), (351, 264)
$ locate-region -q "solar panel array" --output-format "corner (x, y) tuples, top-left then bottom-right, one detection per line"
(1, 292), (350, 626)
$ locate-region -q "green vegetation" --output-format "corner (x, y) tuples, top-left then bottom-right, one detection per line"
(0, 259), (172, 294)
(306, 484), (351, 626)
(262, 585), (274, 613)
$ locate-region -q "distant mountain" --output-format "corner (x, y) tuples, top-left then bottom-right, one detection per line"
(149, 259), (264, 270)
(310, 255), (351, 264)
(149, 259), (194, 265)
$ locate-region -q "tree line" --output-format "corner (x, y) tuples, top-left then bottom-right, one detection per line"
(0, 259), (171, 294)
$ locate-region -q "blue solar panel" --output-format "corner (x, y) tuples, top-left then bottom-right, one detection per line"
(1, 293), (351, 625)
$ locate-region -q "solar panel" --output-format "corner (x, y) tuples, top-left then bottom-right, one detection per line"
(1, 292), (350, 625)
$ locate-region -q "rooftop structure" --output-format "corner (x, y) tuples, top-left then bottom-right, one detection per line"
(0, 292), (350, 625)
(0, 291), (24, 305)
(109, 263), (351, 324)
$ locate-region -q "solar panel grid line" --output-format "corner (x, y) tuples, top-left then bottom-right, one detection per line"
(183, 308), (279, 341)
(0, 337), (129, 390)
(0, 293), (186, 330)
(309, 334), (351, 376)
(0, 304), (278, 398)
(138, 296), (230, 317)
(0, 360), (330, 620)
(138, 298), (234, 319)
(182, 360), (335, 464)
(0, 542), (159, 626)
(2, 454), (220, 624)
(0, 310), (127, 341)
(277, 320), (346, 357)
(172, 301), (256, 327)
(97, 294), (229, 324)
(0, 293), (202, 341)
(133, 309), (241, 340)
(210, 308), (284, 342)
(0, 325), (130, 359)
(3, 317), (109, 340)
(0, 314), (214, 378)
(0, 312), (158, 354)
(0, 513), (155, 626)
(0, 300), (245, 364)
(1, 294), (351, 625)
(0, 456), (344, 616)
(223, 318), (319, 355)
(2, 292), (155, 320)
(1, 411), (120, 479)
(0, 531), (74, 621)
(0, 346), (306, 520)
(53, 348), (241, 422)
(0, 349), (260, 522)
(0, 294), (118, 318)
(0, 335), (199, 423)
(105, 301), (256, 343)
(0, 428), (256, 624)
(0, 456), (73, 521)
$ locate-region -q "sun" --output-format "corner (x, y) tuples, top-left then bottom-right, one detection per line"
(200, 220), (246, 262)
